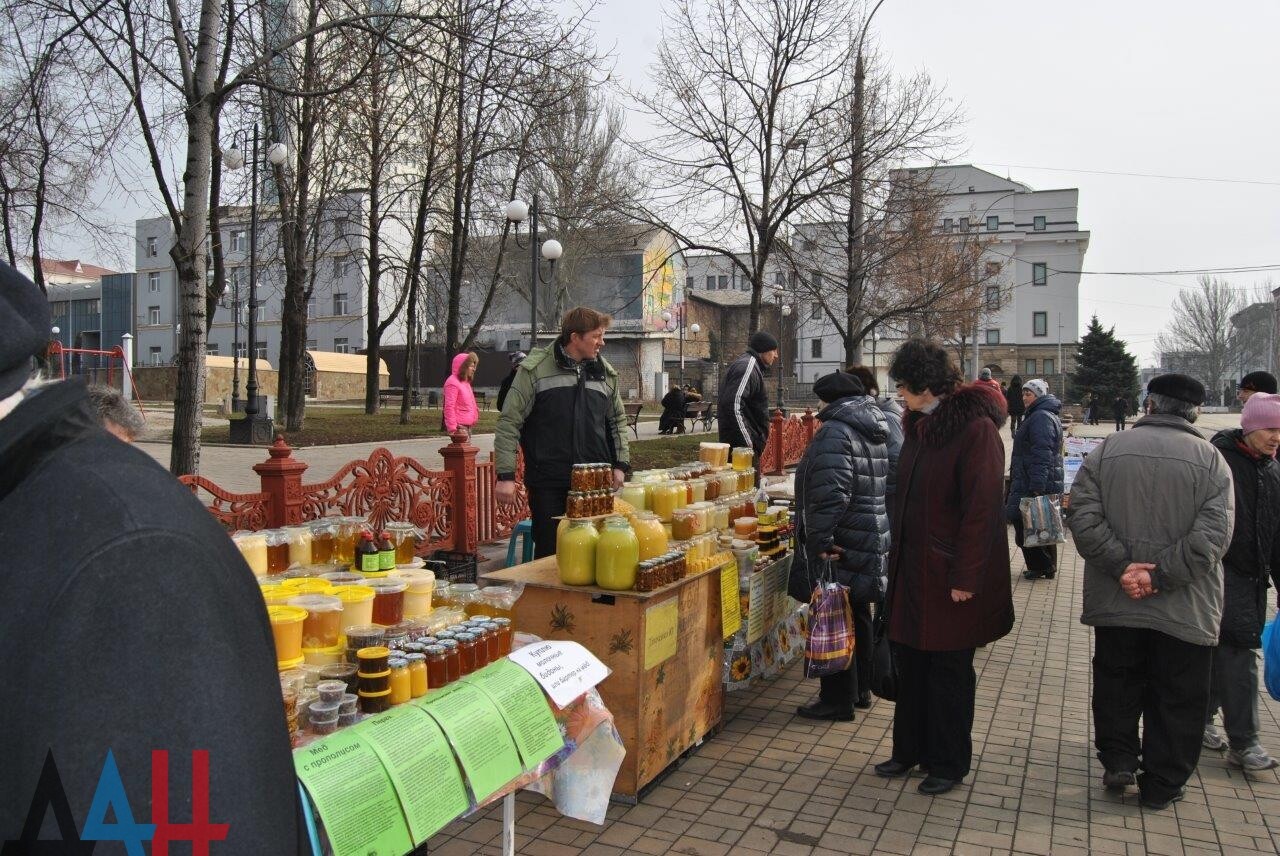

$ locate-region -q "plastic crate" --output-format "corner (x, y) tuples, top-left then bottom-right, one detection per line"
(427, 549), (477, 584)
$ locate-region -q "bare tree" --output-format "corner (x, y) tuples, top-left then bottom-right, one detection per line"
(630, 0), (860, 332)
(1156, 276), (1243, 406)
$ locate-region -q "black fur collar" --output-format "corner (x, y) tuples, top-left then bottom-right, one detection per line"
(904, 384), (1008, 447)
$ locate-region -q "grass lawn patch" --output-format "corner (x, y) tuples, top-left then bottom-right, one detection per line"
(628, 432), (714, 470)
(202, 407), (502, 446)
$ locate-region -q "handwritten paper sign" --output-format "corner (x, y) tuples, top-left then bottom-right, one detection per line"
(508, 640), (610, 708)
(294, 730), (414, 856)
(720, 562), (742, 639)
(644, 598), (679, 669)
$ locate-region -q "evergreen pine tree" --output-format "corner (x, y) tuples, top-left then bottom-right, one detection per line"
(1070, 316), (1140, 410)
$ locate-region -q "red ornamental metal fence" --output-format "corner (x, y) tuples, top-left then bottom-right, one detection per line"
(179, 411), (813, 552)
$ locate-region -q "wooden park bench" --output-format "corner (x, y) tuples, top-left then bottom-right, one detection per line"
(685, 401), (715, 433)
(378, 387), (421, 407)
(623, 402), (643, 438)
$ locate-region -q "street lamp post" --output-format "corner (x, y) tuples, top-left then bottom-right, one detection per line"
(777, 296), (792, 412)
(223, 124), (287, 444)
(661, 307), (700, 388)
(505, 196), (563, 348)
(231, 270), (241, 408)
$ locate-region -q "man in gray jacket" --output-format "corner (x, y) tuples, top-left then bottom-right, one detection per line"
(1068, 373), (1234, 811)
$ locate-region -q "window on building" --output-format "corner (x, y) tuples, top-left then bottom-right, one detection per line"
(307, 297), (317, 318)
(704, 276), (715, 289)
(147, 305), (160, 325)
(942, 218), (953, 231)
(334, 337), (350, 354)
(985, 261), (1001, 276)
(230, 230), (246, 252)
(985, 215), (999, 231)
(253, 343), (267, 360)
(255, 301), (266, 322)
(149, 347), (163, 365)
(505, 340), (521, 351)
(306, 339), (317, 351)
(811, 300), (821, 320)
(206, 343), (219, 356)
(986, 286), (1000, 309)
(335, 218), (351, 239)
(985, 328), (1000, 345)
(811, 272), (823, 292)
(774, 271), (785, 286)
(1032, 262), (1047, 286)
(959, 217), (969, 232)
(333, 292), (349, 315)
(1023, 358), (1035, 375)
(333, 255), (348, 278)
(685, 276), (693, 292)
(717, 275), (728, 290)
(1033, 215), (1046, 232)
(148, 271), (160, 293)
(146, 236), (157, 258)
(1043, 358), (1055, 375)
(235, 343), (246, 358)
(811, 339), (823, 359)
(1033, 311), (1048, 337)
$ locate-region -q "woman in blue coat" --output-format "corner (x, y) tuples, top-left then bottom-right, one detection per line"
(792, 370), (890, 720)
(1006, 378), (1064, 579)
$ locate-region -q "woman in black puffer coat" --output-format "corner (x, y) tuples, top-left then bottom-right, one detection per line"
(792, 371), (889, 721)
(1006, 379), (1064, 579)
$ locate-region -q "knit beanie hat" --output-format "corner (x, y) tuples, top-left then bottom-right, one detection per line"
(1242, 392), (1280, 435)
(1240, 371), (1278, 395)
(1147, 373), (1205, 406)
(979, 368), (993, 380)
(749, 331), (779, 354)
(0, 261), (51, 400)
(1022, 378), (1049, 399)
(813, 370), (864, 404)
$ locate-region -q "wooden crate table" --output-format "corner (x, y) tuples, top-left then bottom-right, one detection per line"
(483, 557), (725, 800)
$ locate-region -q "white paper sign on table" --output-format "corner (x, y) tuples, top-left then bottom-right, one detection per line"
(507, 641), (610, 708)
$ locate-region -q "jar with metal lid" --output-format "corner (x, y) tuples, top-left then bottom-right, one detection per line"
(455, 632), (479, 675)
(308, 519), (337, 564)
(469, 625), (493, 669)
(491, 617), (513, 656)
(424, 645), (447, 689)
(478, 585), (516, 619)
(439, 638), (461, 682)
(405, 653), (428, 697)
(570, 463), (592, 492)
(387, 658), (411, 705)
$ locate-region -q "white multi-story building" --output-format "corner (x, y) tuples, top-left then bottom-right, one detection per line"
(133, 191), (408, 367)
(791, 164), (1090, 390)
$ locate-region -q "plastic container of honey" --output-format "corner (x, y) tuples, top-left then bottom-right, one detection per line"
(390, 568), (435, 618)
(268, 605), (308, 665)
(287, 594), (344, 649)
(358, 688), (391, 714)
(367, 578), (408, 625)
(284, 525), (313, 568)
(333, 585), (375, 630)
(356, 645), (390, 674)
(233, 531), (269, 575)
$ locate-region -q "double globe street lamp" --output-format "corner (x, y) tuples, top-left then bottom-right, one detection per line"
(222, 125), (287, 444)
(505, 196), (563, 346)
(661, 307), (700, 389)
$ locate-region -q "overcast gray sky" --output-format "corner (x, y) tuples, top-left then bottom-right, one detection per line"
(76, 0), (1280, 366)
(586, 0), (1280, 365)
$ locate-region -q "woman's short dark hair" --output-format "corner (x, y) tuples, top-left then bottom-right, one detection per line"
(889, 338), (962, 396)
(844, 365), (878, 397)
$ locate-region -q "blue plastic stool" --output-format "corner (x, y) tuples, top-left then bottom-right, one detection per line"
(506, 519), (535, 567)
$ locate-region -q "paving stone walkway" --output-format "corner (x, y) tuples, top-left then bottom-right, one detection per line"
(426, 532), (1280, 856)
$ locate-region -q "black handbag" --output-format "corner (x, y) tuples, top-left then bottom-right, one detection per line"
(868, 603), (898, 701)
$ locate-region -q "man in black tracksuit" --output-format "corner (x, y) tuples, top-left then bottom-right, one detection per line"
(718, 331), (779, 466)
(495, 307), (631, 558)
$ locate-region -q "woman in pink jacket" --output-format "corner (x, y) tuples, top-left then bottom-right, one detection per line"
(443, 352), (480, 435)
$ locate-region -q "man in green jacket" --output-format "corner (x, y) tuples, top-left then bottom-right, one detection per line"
(495, 307), (631, 558)
(1068, 373), (1234, 811)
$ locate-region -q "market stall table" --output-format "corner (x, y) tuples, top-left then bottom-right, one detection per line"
(483, 556), (725, 800)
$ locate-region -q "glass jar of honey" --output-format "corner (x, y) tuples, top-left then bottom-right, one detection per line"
(455, 632), (479, 675)
(596, 516), (639, 591)
(557, 519), (598, 586)
(478, 585), (515, 619)
(491, 617), (513, 656)
(470, 626), (492, 669)
(334, 517), (366, 566)
(387, 658), (411, 705)
(405, 653), (428, 698)
(448, 583), (483, 616)
(438, 639), (461, 682)
(264, 529), (290, 575)
(424, 645), (447, 689)
(308, 519), (337, 564)
(385, 522), (422, 566)
(232, 531), (269, 575)
(732, 446), (754, 472)
(570, 464), (591, 492)
(566, 491), (588, 518)
(651, 481), (681, 523)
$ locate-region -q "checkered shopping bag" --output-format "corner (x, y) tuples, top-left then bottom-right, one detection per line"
(804, 560), (854, 679)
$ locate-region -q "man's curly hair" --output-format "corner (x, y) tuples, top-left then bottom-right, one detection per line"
(889, 338), (962, 396)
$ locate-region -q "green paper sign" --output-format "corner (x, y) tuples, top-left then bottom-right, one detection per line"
(358, 706), (470, 845)
(465, 658), (566, 769)
(294, 729), (414, 856)
(419, 681), (523, 803)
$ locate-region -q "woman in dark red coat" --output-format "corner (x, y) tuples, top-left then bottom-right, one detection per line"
(874, 339), (1014, 796)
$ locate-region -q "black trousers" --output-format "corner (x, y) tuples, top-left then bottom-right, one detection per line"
(890, 644), (976, 781)
(1092, 626), (1213, 802)
(1012, 516), (1058, 574)
(527, 486), (569, 560)
(1115, 416), (1127, 431)
(819, 600), (873, 709)
(1009, 413), (1023, 436)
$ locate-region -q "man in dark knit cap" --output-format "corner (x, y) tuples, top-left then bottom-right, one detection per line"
(1068, 372), (1234, 811)
(0, 262), (304, 850)
(718, 330), (779, 469)
(1236, 370), (1278, 406)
